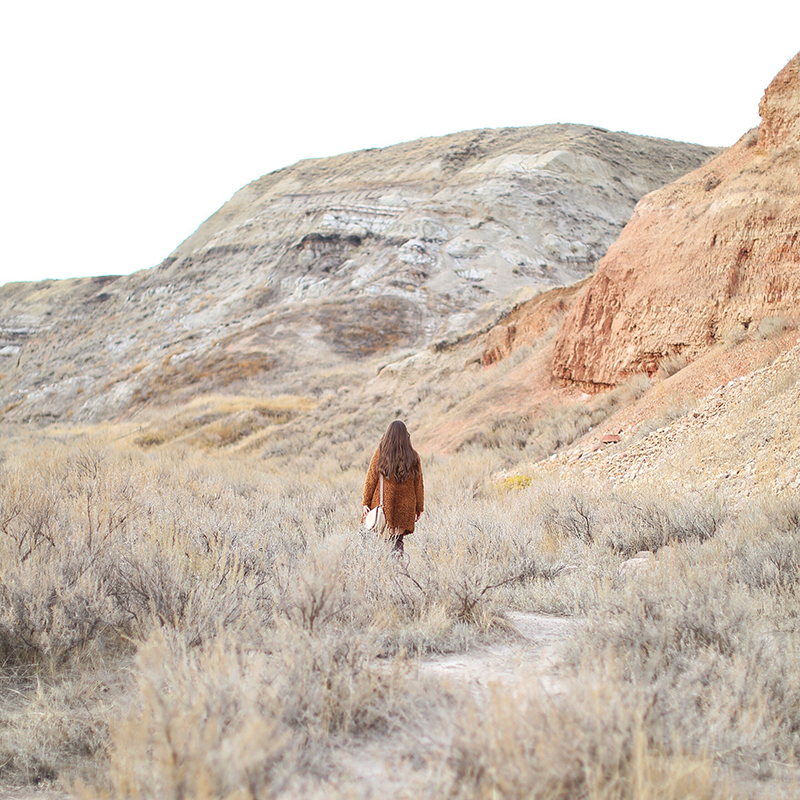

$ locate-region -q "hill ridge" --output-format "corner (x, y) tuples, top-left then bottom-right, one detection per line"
(0, 123), (717, 426)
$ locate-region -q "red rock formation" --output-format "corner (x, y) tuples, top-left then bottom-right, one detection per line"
(759, 53), (800, 151)
(553, 53), (800, 390)
(481, 282), (585, 366)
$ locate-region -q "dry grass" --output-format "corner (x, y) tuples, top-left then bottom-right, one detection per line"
(0, 417), (796, 798)
(130, 349), (279, 406)
(654, 351), (688, 380)
(445, 682), (730, 800)
(133, 394), (315, 450)
(457, 373), (651, 459)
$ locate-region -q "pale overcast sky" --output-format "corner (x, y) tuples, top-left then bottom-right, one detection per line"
(1, 1), (798, 287)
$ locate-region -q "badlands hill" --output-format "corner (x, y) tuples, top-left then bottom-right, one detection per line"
(1, 56), (800, 800)
(406, 52), (800, 459)
(514, 52), (800, 521)
(552, 53), (800, 391)
(0, 125), (717, 427)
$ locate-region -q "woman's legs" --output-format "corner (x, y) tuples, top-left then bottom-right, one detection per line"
(387, 528), (409, 555)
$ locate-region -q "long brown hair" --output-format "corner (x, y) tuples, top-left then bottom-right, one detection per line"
(377, 420), (420, 482)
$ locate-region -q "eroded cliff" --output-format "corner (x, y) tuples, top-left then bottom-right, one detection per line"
(552, 53), (800, 390)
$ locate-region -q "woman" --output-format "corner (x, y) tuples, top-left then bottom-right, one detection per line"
(362, 420), (424, 554)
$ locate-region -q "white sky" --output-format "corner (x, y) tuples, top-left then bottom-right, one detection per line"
(1, 1), (798, 287)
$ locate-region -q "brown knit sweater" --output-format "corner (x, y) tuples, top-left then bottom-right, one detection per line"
(362, 449), (424, 535)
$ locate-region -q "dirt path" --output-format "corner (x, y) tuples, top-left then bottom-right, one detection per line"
(337, 612), (580, 796)
(417, 612), (578, 694)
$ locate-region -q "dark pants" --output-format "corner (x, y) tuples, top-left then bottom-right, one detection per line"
(388, 529), (408, 554)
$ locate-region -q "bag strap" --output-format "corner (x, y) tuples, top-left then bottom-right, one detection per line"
(379, 473), (384, 507)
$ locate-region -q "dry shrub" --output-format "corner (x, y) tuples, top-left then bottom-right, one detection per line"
(732, 495), (800, 592)
(0, 426), (798, 798)
(535, 484), (724, 557)
(0, 666), (120, 790)
(95, 625), (418, 800)
(0, 448), (137, 666)
(462, 373), (651, 462)
(97, 632), (293, 799)
(603, 491), (724, 557)
(542, 489), (597, 544)
(445, 680), (729, 800)
(267, 624), (412, 742)
(380, 495), (570, 642)
(655, 351), (689, 380)
(263, 524), (538, 657)
(0, 442), (281, 666)
(568, 542), (800, 786)
(755, 316), (794, 341)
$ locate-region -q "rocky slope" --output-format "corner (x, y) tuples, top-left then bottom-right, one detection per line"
(163, 124), (712, 331)
(0, 125), (717, 424)
(552, 53), (800, 391)
(542, 329), (800, 513)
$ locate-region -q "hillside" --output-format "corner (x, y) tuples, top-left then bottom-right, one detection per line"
(552, 53), (800, 390)
(540, 328), (800, 504)
(0, 125), (718, 426)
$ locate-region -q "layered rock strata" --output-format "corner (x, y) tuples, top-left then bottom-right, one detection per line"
(0, 125), (717, 423)
(553, 53), (800, 390)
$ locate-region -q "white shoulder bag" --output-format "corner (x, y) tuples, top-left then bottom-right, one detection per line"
(364, 474), (388, 534)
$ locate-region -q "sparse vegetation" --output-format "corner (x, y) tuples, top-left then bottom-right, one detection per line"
(0, 413), (796, 799)
(630, 394), (697, 442)
(722, 314), (796, 351)
(655, 351), (688, 380)
(133, 394), (315, 450)
(459, 372), (651, 460)
(756, 315), (794, 341)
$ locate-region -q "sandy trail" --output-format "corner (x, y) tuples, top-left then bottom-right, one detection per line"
(417, 612), (578, 693)
(337, 612), (580, 797)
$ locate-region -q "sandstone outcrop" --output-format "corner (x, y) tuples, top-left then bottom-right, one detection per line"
(552, 53), (800, 390)
(0, 125), (716, 424)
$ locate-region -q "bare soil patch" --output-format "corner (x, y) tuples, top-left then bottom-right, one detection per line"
(417, 612), (577, 694)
